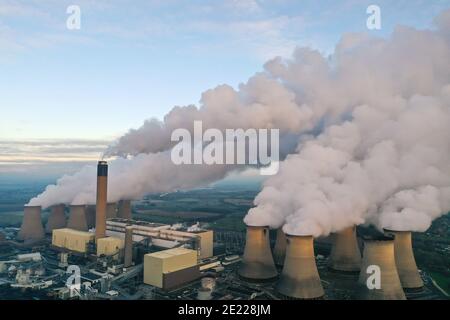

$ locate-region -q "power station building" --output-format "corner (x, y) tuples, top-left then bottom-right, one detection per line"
(143, 247), (201, 290)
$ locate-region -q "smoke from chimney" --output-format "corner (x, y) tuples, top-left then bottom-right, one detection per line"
(24, 10), (450, 238)
(238, 225), (277, 281)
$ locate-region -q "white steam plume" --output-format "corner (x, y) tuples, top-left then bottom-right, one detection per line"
(30, 8), (450, 240)
(245, 10), (450, 236)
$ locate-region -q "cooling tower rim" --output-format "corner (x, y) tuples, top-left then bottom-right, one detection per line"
(362, 235), (394, 242)
(284, 233), (314, 239)
(24, 205), (42, 209)
(245, 224), (270, 229)
(70, 204), (86, 208)
(383, 228), (413, 234)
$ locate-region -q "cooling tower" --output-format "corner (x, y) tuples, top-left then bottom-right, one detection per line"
(357, 236), (406, 300)
(238, 225), (278, 281)
(45, 204), (66, 233)
(276, 234), (324, 299)
(67, 205), (88, 231)
(17, 206), (45, 242)
(328, 226), (361, 272)
(124, 226), (133, 268)
(95, 161), (108, 240)
(106, 202), (117, 219)
(85, 205), (96, 229)
(118, 200), (132, 219)
(273, 228), (287, 266)
(384, 230), (424, 290)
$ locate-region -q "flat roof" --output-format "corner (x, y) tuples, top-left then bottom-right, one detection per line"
(146, 247), (196, 259)
(53, 228), (93, 237)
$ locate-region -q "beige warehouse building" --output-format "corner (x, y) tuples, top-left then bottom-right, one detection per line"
(144, 247), (200, 290)
(52, 228), (94, 253)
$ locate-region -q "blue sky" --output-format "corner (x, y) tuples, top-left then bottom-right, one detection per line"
(1, 0), (449, 176)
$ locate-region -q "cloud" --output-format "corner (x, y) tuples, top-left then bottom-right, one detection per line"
(0, 139), (110, 166)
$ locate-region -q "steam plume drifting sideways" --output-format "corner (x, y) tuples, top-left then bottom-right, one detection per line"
(245, 11), (450, 236)
(30, 9), (450, 239)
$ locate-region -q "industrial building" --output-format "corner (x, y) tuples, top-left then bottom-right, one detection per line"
(2, 160), (447, 301)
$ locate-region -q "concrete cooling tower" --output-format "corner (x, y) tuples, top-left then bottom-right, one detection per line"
(67, 205), (88, 232)
(118, 200), (132, 219)
(45, 204), (66, 233)
(238, 225), (278, 281)
(106, 202), (117, 219)
(357, 236), (406, 300)
(273, 228), (287, 266)
(384, 230), (424, 290)
(95, 161), (108, 240)
(17, 206), (45, 242)
(85, 205), (96, 229)
(276, 235), (324, 299)
(328, 226), (361, 272)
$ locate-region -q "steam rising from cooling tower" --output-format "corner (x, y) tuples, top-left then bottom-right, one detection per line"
(238, 226), (277, 281)
(18, 206), (45, 242)
(276, 234), (324, 299)
(67, 205), (88, 231)
(357, 236), (406, 300)
(384, 230), (424, 290)
(45, 204), (66, 233)
(329, 226), (361, 272)
(25, 10), (450, 239)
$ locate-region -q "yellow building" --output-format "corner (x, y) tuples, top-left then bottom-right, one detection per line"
(52, 228), (94, 253)
(144, 247), (198, 288)
(96, 236), (124, 258)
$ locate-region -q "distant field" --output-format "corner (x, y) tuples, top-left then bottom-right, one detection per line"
(135, 209), (222, 220)
(430, 272), (450, 296)
(0, 211), (24, 227)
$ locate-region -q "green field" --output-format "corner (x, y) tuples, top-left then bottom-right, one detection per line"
(430, 272), (450, 296)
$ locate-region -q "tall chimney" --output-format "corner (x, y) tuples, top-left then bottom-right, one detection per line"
(67, 205), (88, 231)
(276, 234), (324, 299)
(118, 200), (132, 220)
(238, 225), (277, 281)
(85, 205), (96, 229)
(357, 236), (406, 300)
(45, 204), (66, 233)
(95, 161), (108, 241)
(17, 206), (45, 242)
(273, 228), (287, 266)
(106, 202), (117, 219)
(384, 230), (424, 290)
(124, 226), (133, 268)
(328, 226), (361, 272)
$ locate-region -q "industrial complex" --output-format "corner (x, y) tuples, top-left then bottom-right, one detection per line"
(0, 161), (447, 300)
